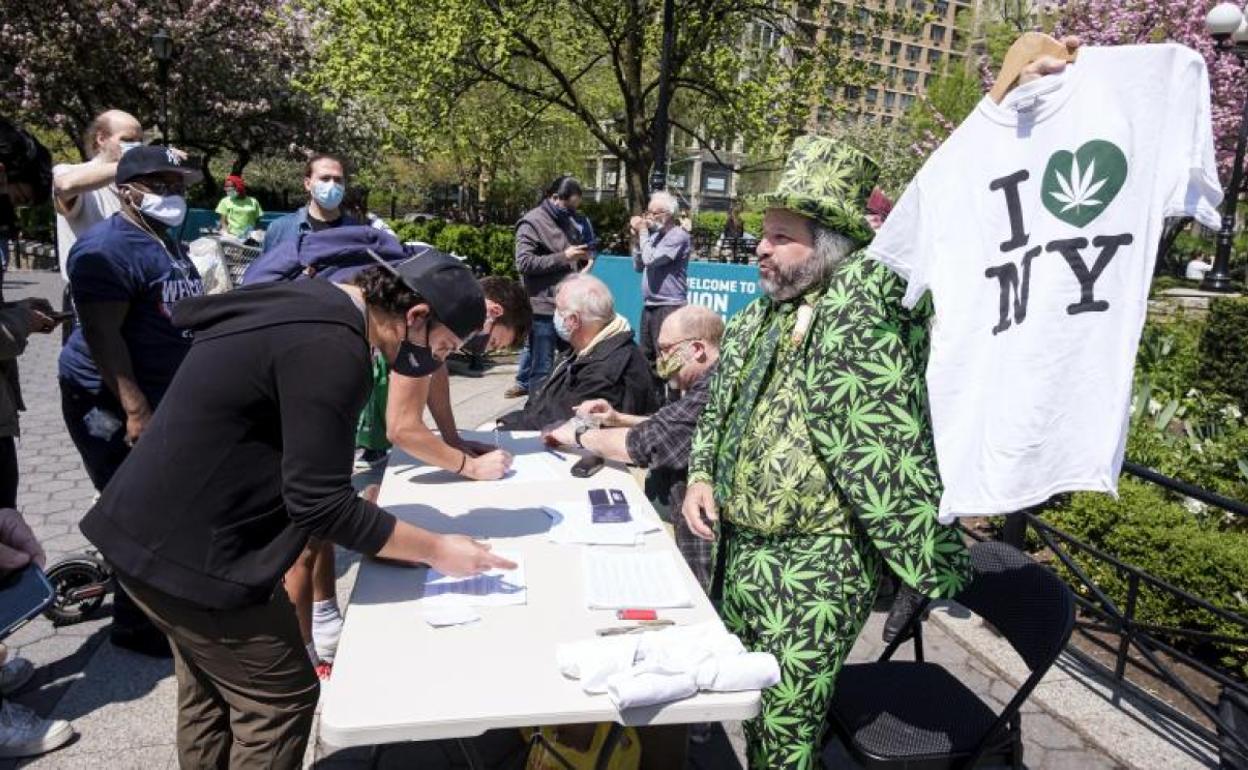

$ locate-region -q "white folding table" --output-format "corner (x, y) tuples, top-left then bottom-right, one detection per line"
(319, 431), (761, 759)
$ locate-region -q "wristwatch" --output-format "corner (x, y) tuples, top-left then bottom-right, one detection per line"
(573, 418), (592, 448)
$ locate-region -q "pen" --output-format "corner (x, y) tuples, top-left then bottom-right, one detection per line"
(595, 620), (675, 636)
(547, 448), (568, 461)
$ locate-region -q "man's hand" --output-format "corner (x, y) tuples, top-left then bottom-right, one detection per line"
(543, 419), (578, 447)
(629, 215), (647, 235)
(463, 449), (514, 480)
(575, 399), (617, 427)
(124, 402), (153, 447)
(429, 534), (517, 577)
(0, 509), (44, 573)
(564, 244), (589, 263)
(1018, 35), (1080, 86)
(682, 481), (719, 541)
(17, 298), (57, 334)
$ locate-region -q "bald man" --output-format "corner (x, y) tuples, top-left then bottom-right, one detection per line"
(544, 304), (723, 590)
(53, 110), (145, 284)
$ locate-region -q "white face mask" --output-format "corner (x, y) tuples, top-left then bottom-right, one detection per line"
(137, 192), (187, 227)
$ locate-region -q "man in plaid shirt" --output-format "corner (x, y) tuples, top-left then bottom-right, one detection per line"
(544, 305), (722, 590)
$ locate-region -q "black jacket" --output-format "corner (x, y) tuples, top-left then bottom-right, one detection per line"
(498, 330), (658, 431)
(80, 279), (396, 610)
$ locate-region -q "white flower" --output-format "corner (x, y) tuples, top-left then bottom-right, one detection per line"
(1183, 498), (1207, 516)
(1222, 404), (1243, 421)
(1148, 398), (1162, 416)
(1049, 156), (1107, 213)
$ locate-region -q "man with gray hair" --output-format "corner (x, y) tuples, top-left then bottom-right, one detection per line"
(630, 190), (691, 369)
(497, 274), (656, 431)
(681, 136), (971, 769)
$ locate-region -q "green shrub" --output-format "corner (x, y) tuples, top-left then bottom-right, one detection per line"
(580, 199), (630, 253)
(694, 212), (728, 234)
(1198, 297), (1248, 413)
(741, 211), (763, 237)
(1044, 482), (1248, 678)
(387, 219), (517, 278)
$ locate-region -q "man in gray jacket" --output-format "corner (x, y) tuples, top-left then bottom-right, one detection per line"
(630, 190), (691, 369)
(508, 176), (595, 398)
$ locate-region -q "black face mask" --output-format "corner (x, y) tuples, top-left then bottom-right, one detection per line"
(392, 322), (442, 378)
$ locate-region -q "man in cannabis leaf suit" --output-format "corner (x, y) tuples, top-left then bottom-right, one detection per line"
(681, 135), (973, 770)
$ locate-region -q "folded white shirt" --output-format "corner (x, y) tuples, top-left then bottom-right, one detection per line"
(606, 670), (698, 710)
(694, 652), (781, 692)
(556, 635), (640, 694)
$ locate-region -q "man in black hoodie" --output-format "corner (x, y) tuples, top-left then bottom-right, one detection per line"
(80, 252), (514, 768)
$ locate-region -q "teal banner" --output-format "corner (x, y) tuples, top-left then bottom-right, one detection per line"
(590, 254), (761, 330)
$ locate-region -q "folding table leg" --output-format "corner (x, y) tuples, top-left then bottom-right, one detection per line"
(457, 737), (489, 770)
(593, 724), (624, 770)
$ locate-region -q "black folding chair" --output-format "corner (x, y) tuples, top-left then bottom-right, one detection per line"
(824, 541), (1075, 770)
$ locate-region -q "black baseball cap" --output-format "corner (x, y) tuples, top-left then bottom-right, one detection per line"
(116, 145), (203, 186)
(369, 247), (485, 339)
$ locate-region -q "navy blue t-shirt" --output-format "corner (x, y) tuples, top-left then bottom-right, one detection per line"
(58, 215), (204, 402)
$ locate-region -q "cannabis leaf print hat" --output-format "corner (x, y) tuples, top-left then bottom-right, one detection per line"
(750, 135), (881, 247)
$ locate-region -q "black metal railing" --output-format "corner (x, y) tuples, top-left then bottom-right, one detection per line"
(995, 462), (1248, 767)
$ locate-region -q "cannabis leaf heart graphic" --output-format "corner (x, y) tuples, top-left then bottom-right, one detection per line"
(1041, 140), (1128, 228)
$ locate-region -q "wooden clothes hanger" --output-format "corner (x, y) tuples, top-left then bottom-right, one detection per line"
(990, 31), (1078, 104)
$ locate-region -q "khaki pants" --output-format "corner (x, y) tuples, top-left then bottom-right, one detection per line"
(122, 578), (320, 770)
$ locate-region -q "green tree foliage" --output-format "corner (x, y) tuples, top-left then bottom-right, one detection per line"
(309, 0), (871, 211)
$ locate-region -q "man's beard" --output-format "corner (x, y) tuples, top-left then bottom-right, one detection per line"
(760, 257), (826, 301)
(759, 227), (857, 301)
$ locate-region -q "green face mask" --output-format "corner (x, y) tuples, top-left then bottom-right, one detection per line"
(655, 344), (689, 380)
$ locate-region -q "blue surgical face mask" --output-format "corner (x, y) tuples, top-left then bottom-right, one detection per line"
(553, 310), (573, 342)
(312, 180), (344, 210)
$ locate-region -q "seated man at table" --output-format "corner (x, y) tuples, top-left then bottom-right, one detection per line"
(497, 274), (658, 431)
(544, 304), (722, 590)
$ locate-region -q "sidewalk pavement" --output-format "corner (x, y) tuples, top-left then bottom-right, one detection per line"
(0, 269), (1167, 769)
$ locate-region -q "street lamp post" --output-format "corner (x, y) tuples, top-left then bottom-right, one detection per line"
(650, 0), (676, 193)
(150, 29), (174, 144)
(1203, 4), (1248, 292)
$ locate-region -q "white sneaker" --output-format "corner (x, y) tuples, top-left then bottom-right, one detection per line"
(0, 701), (74, 758)
(0, 658), (34, 697)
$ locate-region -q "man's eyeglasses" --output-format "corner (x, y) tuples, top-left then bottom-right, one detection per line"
(133, 180), (186, 196)
(657, 337), (699, 355)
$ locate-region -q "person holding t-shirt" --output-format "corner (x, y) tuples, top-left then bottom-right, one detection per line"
(58, 146), (205, 658)
(261, 154), (356, 254)
(215, 174), (263, 239)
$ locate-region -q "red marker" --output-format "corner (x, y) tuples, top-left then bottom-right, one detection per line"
(617, 609), (657, 621)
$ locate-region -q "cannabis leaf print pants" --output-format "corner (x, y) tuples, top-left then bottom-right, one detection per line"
(721, 525), (880, 770)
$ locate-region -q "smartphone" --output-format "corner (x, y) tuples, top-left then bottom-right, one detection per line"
(589, 488), (631, 523)
(0, 564), (55, 639)
(49, 312), (74, 324)
(571, 454), (605, 478)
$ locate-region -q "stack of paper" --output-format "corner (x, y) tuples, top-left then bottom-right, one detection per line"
(543, 501), (660, 546)
(582, 551), (693, 609)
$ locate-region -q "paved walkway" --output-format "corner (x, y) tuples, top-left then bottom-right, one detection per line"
(0, 269), (1177, 769)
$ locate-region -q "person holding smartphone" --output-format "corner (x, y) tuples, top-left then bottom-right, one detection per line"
(508, 175), (596, 399)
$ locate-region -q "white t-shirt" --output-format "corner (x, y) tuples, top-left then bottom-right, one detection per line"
(54, 161), (122, 282)
(868, 44), (1222, 522)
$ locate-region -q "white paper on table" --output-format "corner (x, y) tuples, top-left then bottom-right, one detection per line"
(397, 452), (563, 484)
(543, 501), (661, 546)
(424, 605), (482, 628)
(419, 551), (527, 608)
(582, 551), (693, 609)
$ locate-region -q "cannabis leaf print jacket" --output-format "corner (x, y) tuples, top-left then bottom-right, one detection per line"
(689, 251), (972, 599)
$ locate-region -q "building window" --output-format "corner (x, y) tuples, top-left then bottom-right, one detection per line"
(817, 106), (832, 124)
(930, 24), (946, 43)
(889, 40), (902, 57)
(903, 69), (919, 88)
(884, 91), (896, 109)
(866, 87), (879, 104)
(900, 93), (915, 109)
(828, 28), (844, 45)
(911, 0), (926, 11)
(928, 48), (943, 65)
(882, 115), (894, 125)
(852, 32), (866, 50)
(906, 44), (921, 63)
(845, 85), (862, 100)
(857, 7), (871, 24)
